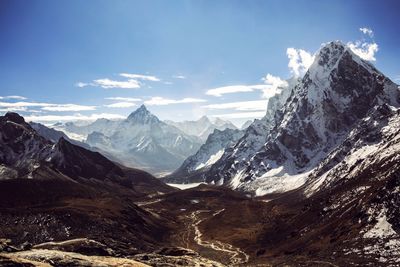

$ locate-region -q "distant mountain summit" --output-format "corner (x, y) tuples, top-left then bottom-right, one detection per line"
(166, 115), (237, 141)
(82, 105), (203, 175)
(198, 41), (400, 194)
(127, 104), (160, 124)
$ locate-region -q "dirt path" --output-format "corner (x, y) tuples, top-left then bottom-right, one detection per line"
(135, 198), (162, 207)
(189, 209), (250, 265)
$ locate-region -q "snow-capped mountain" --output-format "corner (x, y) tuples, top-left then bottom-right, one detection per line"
(202, 41), (400, 194)
(85, 105), (203, 175)
(0, 112), (116, 181)
(164, 128), (244, 183)
(30, 121), (91, 149)
(0, 112), (172, 190)
(166, 116), (237, 141)
(57, 118), (122, 140)
(189, 75), (297, 187)
(304, 103), (400, 196)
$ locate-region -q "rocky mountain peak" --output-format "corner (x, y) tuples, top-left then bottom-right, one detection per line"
(201, 40), (399, 194)
(4, 112), (26, 124)
(127, 104), (160, 124)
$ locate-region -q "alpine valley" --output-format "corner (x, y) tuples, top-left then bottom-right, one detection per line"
(1, 40), (400, 267)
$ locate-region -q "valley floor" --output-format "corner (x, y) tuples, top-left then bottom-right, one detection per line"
(1, 183), (399, 266)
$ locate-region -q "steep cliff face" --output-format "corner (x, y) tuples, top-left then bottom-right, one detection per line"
(164, 128), (244, 183)
(203, 41), (399, 194)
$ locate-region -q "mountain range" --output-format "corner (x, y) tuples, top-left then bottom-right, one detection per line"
(52, 106), (236, 176)
(166, 116), (237, 141)
(1, 41), (400, 266)
(163, 127), (244, 183)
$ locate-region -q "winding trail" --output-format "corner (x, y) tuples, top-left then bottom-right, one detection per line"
(189, 209), (250, 265)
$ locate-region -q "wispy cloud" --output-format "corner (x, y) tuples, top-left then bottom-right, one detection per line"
(104, 102), (137, 108)
(41, 104), (96, 112)
(0, 95), (27, 100)
(75, 82), (89, 88)
(144, 97), (206, 106)
(172, 75), (186, 79)
(206, 74), (287, 99)
(92, 78), (141, 89)
(210, 111), (265, 119)
(203, 100), (268, 111)
(25, 113), (125, 122)
(76, 73), (160, 89)
(119, 73), (160, 81)
(286, 48), (314, 77)
(105, 97), (142, 102)
(0, 106), (28, 112)
(0, 101), (53, 108)
(0, 101), (96, 112)
(206, 85), (267, 97)
(360, 27), (374, 38)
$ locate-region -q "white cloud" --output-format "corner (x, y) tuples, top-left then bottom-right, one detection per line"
(144, 97), (207, 106)
(286, 48), (315, 77)
(206, 85), (268, 97)
(25, 113), (125, 122)
(0, 95), (27, 100)
(347, 41), (379, 61)
(104, 102), (137, 108)
(105, 97), (142, 102)
(0, 101), (53, 108)
(203, 100), (268, 111)
(75, 82), (89, 88)
(119, 73), (160, 82)
(41, 104), (96, 112)
(210, 111), (265, 119)
(0, 106), (28, 112)
(261, 74), (289, 98)
(76, 73), (160, 89)
(92, 78), (141, 89)
(173, 75), (186, 79)
(360, 27), (374, 37)
(0, 101), (96, 112)
(206, 74), (287, 99)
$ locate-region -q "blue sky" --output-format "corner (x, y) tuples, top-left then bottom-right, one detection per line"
(0, 0), (399, 126)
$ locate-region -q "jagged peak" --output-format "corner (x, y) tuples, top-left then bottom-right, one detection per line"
(3, 112), (25, 124)
(307, 41), (348, 78)
(137, 104), (148, 111)
(198, 115), (211, 123)
(127, 104), (160, 124)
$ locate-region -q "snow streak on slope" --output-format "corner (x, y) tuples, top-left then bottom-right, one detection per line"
(194, 149), (225, 170)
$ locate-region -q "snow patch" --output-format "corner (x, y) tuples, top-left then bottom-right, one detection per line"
(194, 149), (224, 170)
(167, 183), (205, 190)
(364, 208), (397, 239)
